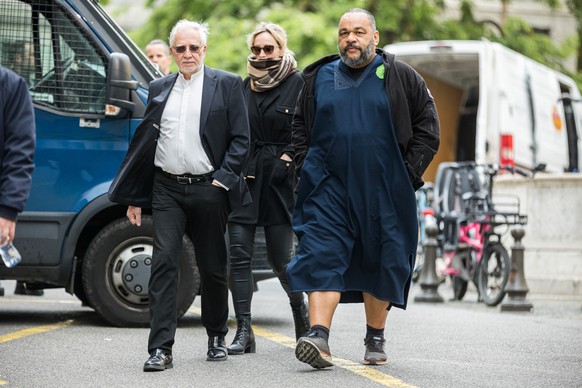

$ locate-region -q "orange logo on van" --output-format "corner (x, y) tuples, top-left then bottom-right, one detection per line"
(552, 105), (562, 131)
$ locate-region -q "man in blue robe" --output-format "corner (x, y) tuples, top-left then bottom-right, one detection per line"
(286, 8), (440, 368)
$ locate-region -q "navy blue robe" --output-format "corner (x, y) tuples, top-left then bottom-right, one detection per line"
(287, 56), (418, 309)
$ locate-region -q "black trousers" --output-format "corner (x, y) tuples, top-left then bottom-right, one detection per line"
(228, 222), (303, 317)
(148, 171), (229, 353)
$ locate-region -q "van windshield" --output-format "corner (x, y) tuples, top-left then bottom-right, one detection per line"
(1, 0), (108, 113)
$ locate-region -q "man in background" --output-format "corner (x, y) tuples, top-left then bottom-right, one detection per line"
(9, 41), (36, 86)
(146, 39), (172, 75)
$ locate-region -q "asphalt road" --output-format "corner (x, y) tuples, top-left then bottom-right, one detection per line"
(0, 279), (581, 387)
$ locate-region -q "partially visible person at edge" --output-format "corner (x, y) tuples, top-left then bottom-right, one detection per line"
(108, 20), (251, 371)
(286, 8), (440, 369)
(146, 39), (172, 75)
(226, 22), (309, 356)
(5, 41), (42, 296)
(0, 66), (36, 297)
(9, 41), (36, 86)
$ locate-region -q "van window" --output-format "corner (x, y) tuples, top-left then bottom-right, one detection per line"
(0, 1), (107, 114)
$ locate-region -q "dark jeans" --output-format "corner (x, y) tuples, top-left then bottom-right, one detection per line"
(148, 171), (229, 353)
(228, 222), (303, 317)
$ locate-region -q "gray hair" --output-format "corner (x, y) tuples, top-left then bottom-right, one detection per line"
(146, 39), (170, 55)
(169, 20), (210, 47)
(343, 8), (376, 31)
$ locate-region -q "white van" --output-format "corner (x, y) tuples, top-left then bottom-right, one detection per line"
(384, 40), (582, 181)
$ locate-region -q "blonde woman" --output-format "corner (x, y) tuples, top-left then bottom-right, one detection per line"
(227, 22), (309, 355)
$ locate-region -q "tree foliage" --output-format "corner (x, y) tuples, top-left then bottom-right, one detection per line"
(129, 0), (580, 85)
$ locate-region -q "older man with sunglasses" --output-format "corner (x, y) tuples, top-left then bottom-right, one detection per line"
(108, 19), (250, 370)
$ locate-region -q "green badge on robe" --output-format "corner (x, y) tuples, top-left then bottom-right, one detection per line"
(376, 65), (385, 79)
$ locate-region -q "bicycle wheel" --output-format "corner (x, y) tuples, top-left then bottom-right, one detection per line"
(451, 275), (468, 300)
(477, 243), (510, 306)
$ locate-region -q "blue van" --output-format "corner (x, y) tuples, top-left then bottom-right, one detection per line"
(0, 0), (273, 326)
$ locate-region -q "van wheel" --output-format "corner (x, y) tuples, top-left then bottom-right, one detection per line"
(82, 216), (200, 327)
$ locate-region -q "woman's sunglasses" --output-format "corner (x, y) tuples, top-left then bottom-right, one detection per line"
(173, 45), (201, 54)
(251, 45), (275, 56)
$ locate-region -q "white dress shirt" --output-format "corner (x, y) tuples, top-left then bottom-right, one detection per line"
(154, 69), (213, 175)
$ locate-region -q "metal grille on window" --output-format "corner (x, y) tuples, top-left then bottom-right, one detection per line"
(0, 0), (107, 114)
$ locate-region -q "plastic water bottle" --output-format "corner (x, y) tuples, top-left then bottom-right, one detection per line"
(0, 241), (22, 268)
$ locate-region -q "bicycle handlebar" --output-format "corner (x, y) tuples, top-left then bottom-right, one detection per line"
(443, 161), (537, 178)
(498, 164), (529, 177)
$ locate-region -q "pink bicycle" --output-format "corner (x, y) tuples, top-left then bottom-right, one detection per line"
(441, 210), (513, 306)
(434, 162), (531, 306)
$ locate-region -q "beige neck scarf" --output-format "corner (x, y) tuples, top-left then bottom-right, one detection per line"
(247, 51), (297, 92)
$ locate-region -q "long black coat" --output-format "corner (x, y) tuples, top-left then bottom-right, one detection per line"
(108, 67), (251, 211)
(229, 72), (304, 225)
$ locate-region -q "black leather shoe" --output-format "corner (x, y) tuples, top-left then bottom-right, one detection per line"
(143, 349), (173, 372)
(207, 335), (227, 361)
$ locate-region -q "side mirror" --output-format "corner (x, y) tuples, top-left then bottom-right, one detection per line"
(106, 52), (138, 117)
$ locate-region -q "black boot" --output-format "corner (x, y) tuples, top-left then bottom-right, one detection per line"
(227, 316), (256, 355)
(291, 299), (310, 341)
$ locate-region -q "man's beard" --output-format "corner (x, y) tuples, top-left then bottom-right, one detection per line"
(339, 39), (375, 68)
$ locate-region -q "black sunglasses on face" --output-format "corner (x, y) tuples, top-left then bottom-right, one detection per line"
(173, 45), (201, 54)
(251, 45), (275, 56)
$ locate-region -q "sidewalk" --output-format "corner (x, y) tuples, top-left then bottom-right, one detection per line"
(399, 281), (582, 388)
(411, 279), (582, 320)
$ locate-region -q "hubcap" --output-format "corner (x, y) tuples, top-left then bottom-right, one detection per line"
(111, 242), (153, 305)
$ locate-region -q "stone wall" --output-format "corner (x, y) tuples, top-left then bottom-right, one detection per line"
(494, 173), (582, 295)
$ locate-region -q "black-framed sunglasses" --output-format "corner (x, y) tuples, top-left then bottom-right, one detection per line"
(173, 44), (201, 54)
(250, 45), (275, 56)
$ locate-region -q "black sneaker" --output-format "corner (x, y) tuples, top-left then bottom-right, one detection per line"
(363, 335), (387, 365)
(295, 334), (333, 369)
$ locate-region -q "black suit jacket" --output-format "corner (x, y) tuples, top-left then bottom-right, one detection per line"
(108, 67), (251, 210)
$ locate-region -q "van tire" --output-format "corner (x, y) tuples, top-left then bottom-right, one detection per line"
(82, 216), (199, 327)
